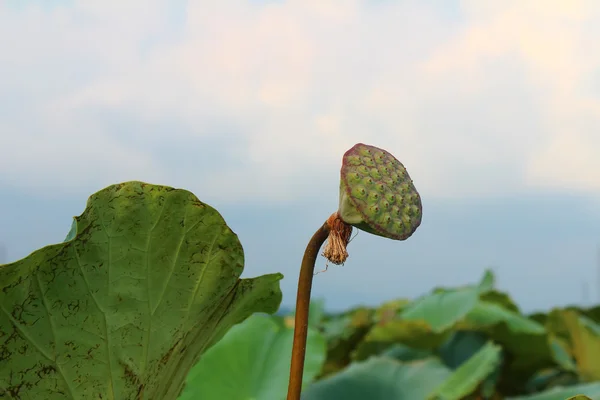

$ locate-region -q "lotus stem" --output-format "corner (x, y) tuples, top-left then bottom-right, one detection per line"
(287, 213), (353, 400)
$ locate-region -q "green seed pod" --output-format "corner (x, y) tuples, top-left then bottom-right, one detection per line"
(338, 143), (422, 240)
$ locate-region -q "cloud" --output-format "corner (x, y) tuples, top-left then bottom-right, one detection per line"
(426, 0), (600, 195)
(1, 0), (600, 203)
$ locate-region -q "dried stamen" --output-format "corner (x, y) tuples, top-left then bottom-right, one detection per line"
(322, 212), (353, 265)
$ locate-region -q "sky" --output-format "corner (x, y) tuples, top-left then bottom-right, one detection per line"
(1, 0), (600, 314)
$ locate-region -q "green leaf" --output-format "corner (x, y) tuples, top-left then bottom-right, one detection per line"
(373, 298), (411, 322)
(548, 335), (577, 372)
(319, 307), (374, 377)
(437, 330), (489, 369)
(506, 382), (600, 399)
(480, 290), (521, 313)
(178, 314), (326, 400)
(352, 319), (448, 361)
(579, 315), (600, 335)
(64, 219), (77, 242)
(560, 310), (600, 381)
(380, 343), (433, 362)
(477, 269), (495, 293)
(400, 287), (480, 332)
(581, 305), (600, 324)
(428, 341), (502, 400)
(302, 357), (452, 400)
(0, 181), (283, 400)
(321, 307), (374, 343)
(464, 301), (545, 334)
(460, 301), (552, 393)
(524, 368), (578, 394)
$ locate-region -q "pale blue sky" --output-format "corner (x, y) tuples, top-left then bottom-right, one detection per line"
(2, 1), (600, 314)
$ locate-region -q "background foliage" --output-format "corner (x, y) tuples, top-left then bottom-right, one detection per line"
(184, 270), (600, 400)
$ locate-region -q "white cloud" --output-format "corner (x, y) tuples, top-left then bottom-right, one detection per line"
(1, 0), (600, 203)
(425, 0), (600, 195)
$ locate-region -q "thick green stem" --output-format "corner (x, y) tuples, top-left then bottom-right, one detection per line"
(286, 221), (330, 400)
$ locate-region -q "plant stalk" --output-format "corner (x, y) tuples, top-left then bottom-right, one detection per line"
(286, 221), (331, 400)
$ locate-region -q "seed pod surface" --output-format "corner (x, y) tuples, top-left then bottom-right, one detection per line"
(338, 143), (422, 240)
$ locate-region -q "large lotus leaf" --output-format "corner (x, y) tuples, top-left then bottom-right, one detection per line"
(480, 290), (521, 313)
(352, 319), (449, 361)
(436, 332), (504, 398)
(380, 343), (432, 363)
(438, 331), (489, 369)
(581, 305), (600, 324)
(0, 181), (283, 400)
(506, 382), (600, 400)
(524, 368), (579, 394)
(559, 310), (600, 381)
(318, 307), (374, 377)
(178, 313), (325, 400)
(544, 309), (600, 379)
(531, 311), (550, 326)
(579, 315), (600, 335)
(321, 306), (374, 342)
(428, 341), (502, 400)
(302, 357), (452, 400)
(545, 309), (575, 344)
(373, 298), (411, 323)
(548, 335), (577, 372)
(398, 270), (501, 334)
(399, 287), (480, 332)
(547, 305), (600, 326)
(462, 301), (545, 334)
(430, 268), (493, 295)
(457, 300), (553, 393)
(477, 269), (496, 293)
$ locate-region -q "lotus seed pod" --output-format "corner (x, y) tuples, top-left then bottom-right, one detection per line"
(338, 143), (422, 240)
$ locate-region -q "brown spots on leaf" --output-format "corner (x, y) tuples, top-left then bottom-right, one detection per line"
(160, 337), (182, 367)
(136, 384), (145, 400)
(122, 361), (140, 386)
(191, 199), (206, 208)
(84, 343), (100, 360)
